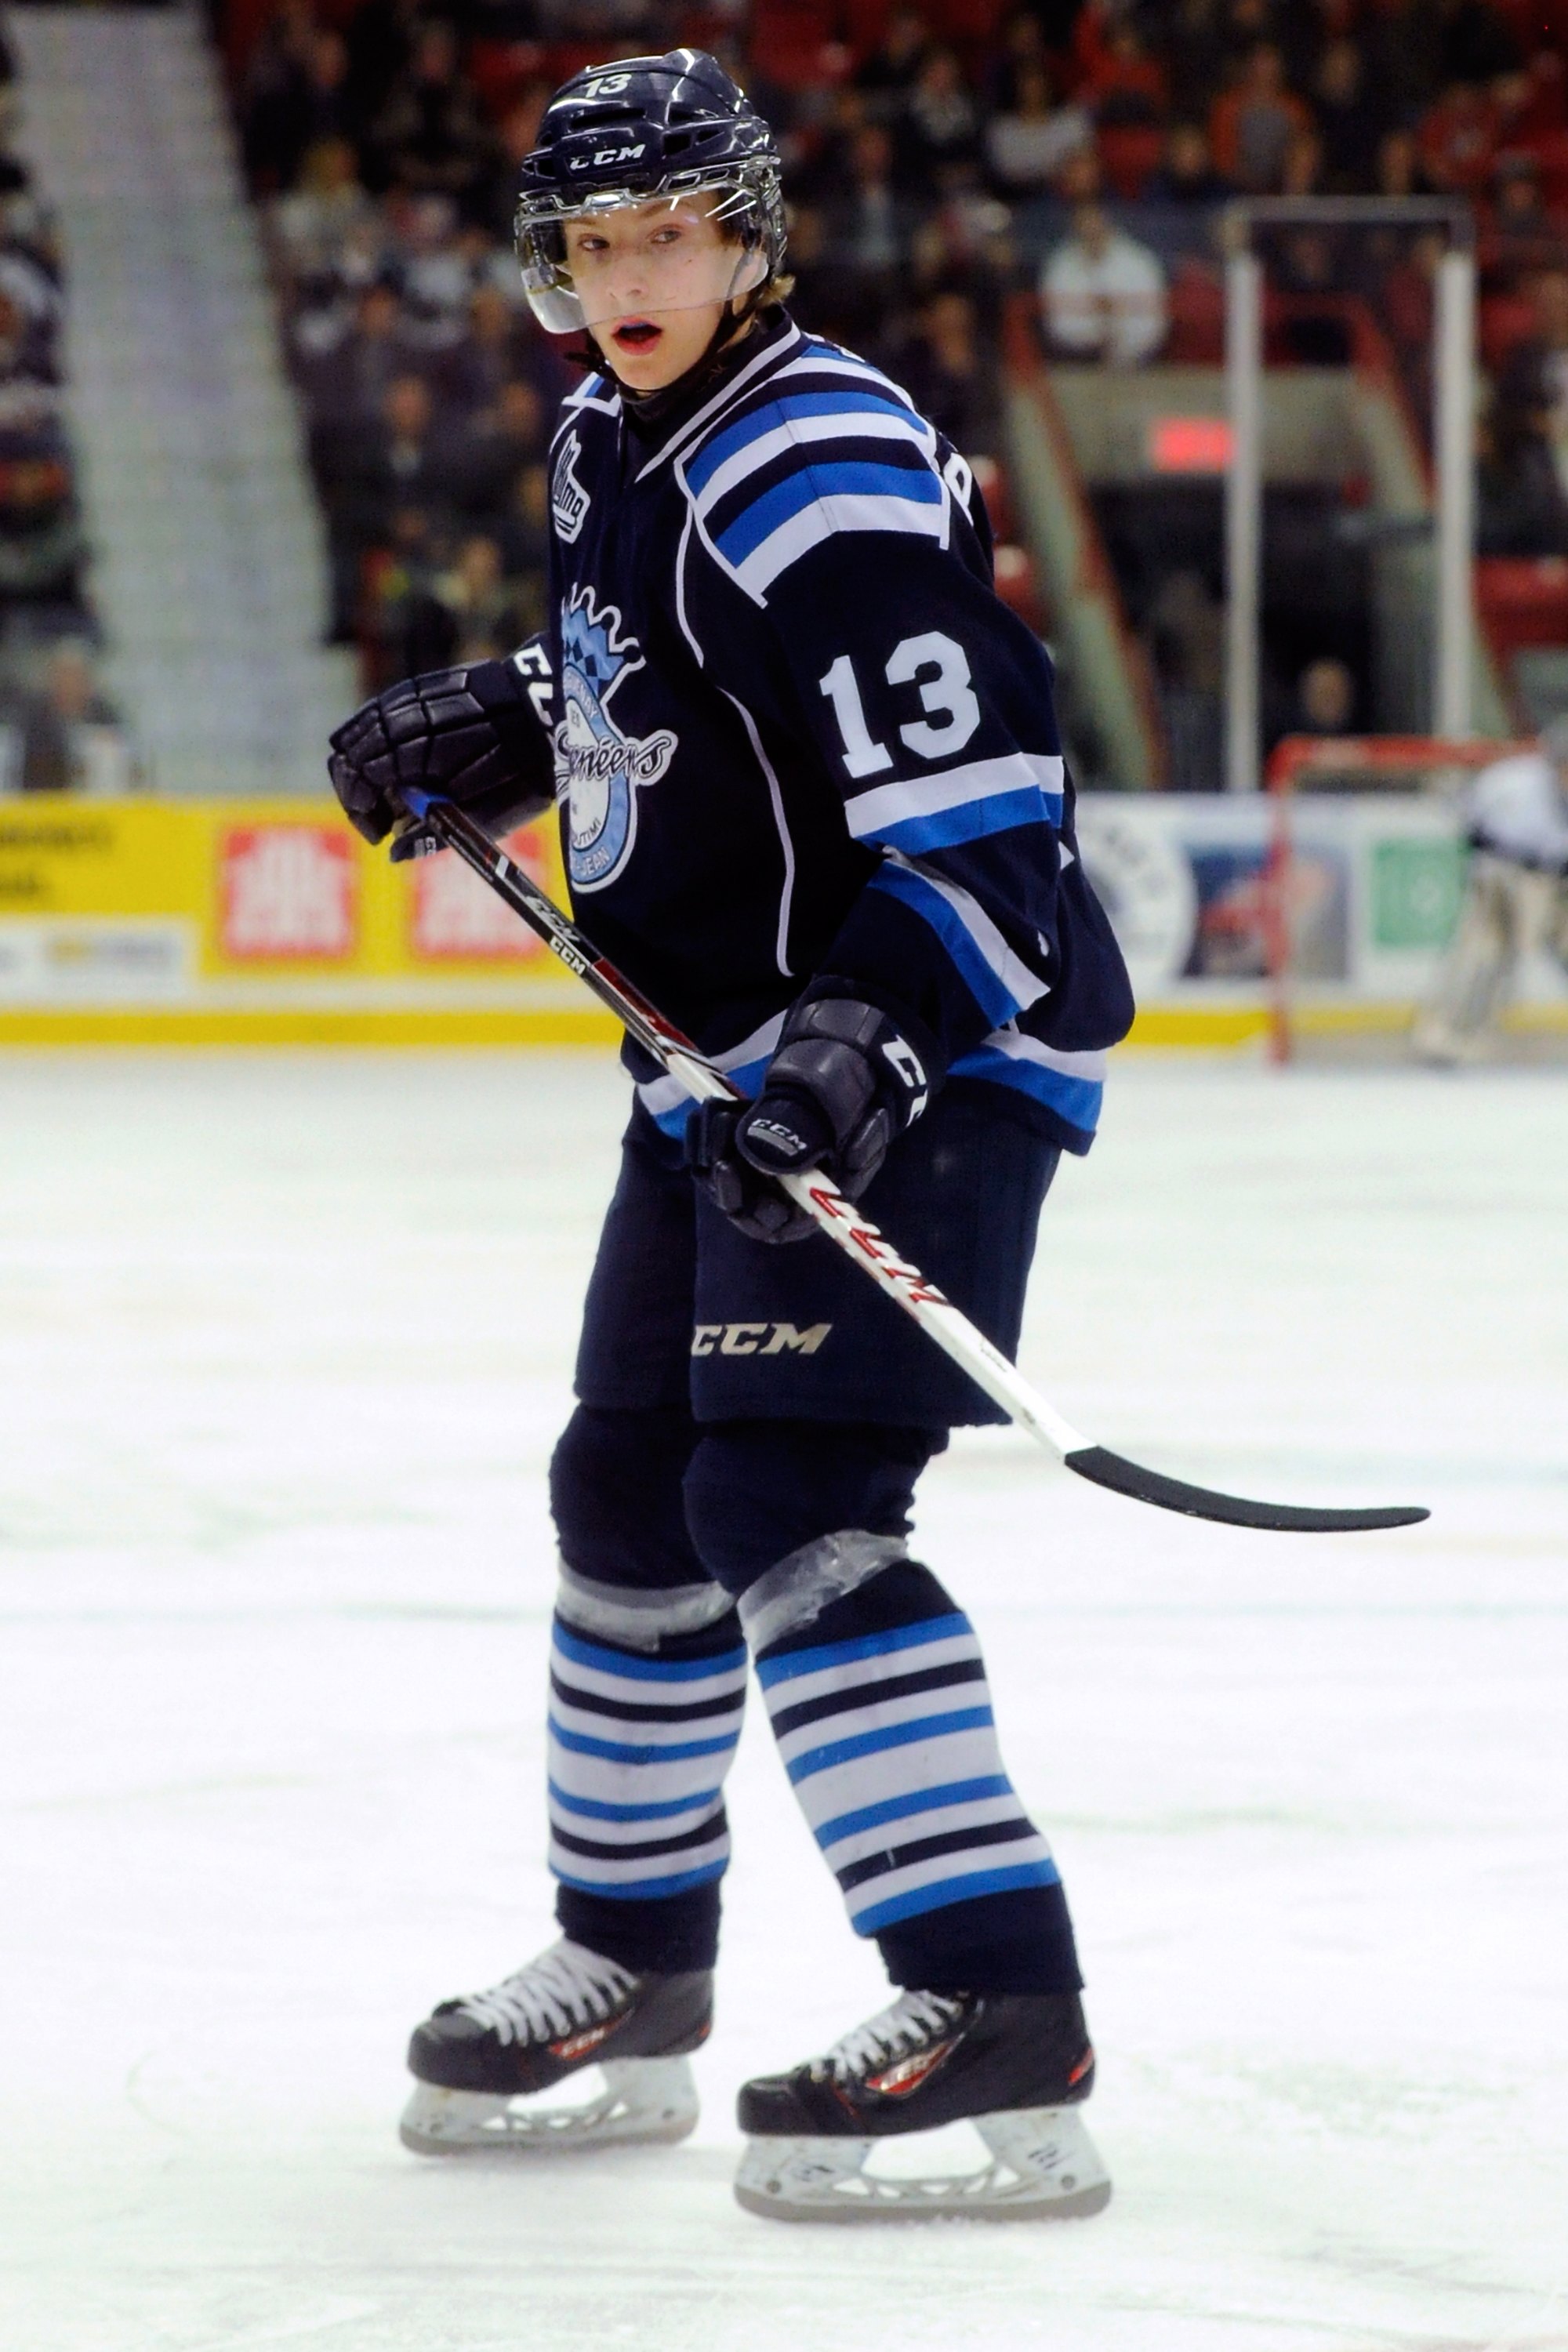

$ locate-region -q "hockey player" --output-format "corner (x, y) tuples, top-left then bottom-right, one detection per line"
(1411, 720), (1568, 1064)
(327, 50), (1134, 2221)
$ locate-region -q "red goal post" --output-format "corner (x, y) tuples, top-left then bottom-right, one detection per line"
(1263, 733), (1533, 1062)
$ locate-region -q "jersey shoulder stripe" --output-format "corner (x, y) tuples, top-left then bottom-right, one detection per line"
(678, 340), (948, 603)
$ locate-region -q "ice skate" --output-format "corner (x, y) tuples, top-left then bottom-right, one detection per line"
(400, 1938), (712, 2155)
(734, 1988), (1110, 2223)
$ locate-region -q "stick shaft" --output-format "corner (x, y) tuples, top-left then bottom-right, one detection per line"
(409, 796), (1089, 1457)
(399, 796), (1428, 1534)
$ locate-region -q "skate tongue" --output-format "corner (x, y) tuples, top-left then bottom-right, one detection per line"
(826, 1991), (967, 2083)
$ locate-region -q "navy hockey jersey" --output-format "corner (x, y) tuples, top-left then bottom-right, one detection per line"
(530, 310), (1133, 1155)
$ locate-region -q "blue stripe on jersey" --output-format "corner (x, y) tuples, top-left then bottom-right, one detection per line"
(867, 862), (1033, 1031)
(851, 1857), (1063, 1936)
(949, 1044), (1105, 1135)
(547, 1778), (724, 1824)
(813, 1773), (1015, 1850)
(754, 1610), (969, 1692)
(684, 387), (921, 499)
(713, 458), (942, 569)
(873, 786), (1052, 857)
(783, 1704), (997, 1787)
(553, 1619), (746, 1684)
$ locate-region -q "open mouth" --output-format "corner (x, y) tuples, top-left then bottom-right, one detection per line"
(612, 319), (662, 352)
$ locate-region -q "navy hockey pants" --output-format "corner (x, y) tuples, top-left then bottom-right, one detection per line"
(545, 1087), (1083, 1994)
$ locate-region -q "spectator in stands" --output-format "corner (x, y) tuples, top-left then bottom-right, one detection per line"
(1145, 121), (1232, 206)
(293, 278), (416, 443)
(1148, 568), (1225, 793)
(240, 0), (320, 193)
(1083, 21), (1167, 129)
(0, 269), (57, 387)
(895, 47), (981, 192)
(369, 20), (492, 209)
(855, 6), (931, 125)
(1418, 79), (1502, 197)
(897, 287), (1000, 454)
(1376, 127), (1428, 199)
(985, 8), (1052, 114)
(1476, 401), (1568, 557)
(8, 640), (120, 793)
(360, 503), (456, 683)
(1312, 37), (1387, 194)
(475, 87), (552, 242)
(1296, 656), (1357, 736)
(1209, 43), (1312, 193)
(985, 63), (1092, 196)
(435, 532), (534, 665)
(436, 281), (536, 415)
(458, 375), (546, 518)
(1162, 0), (1231, 122)
(495, 460), (550, 633)
(1490, 154), (1563, 270)
(1041, 201), (1168, 365)
(1498, 267), (1568, 503)
(269, 137), (379, 302)
(820, 125), (919, 347)
(0, 405), (85, 609)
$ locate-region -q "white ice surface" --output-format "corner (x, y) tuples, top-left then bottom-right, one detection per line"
(1, 1050), (1565, 2352)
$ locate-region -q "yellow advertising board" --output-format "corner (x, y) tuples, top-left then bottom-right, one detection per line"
(0, 800), (619, 1044)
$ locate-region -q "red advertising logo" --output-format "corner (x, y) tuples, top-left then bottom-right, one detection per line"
(408, 827), (546, 962)
(220, 827), (358, 960)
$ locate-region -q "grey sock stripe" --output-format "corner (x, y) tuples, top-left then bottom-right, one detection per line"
(738, 1530), (909, 1657)
(555, 1556), (736, 1653)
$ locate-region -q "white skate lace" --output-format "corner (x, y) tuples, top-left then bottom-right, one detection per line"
(822, 1990), (967, 2082)
(454, 1939), (638, 2047)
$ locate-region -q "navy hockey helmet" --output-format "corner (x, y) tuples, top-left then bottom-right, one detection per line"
(514, 49), (786, 335)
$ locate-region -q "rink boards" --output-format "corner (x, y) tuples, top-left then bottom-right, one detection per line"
(0, 789), (1563, 1044)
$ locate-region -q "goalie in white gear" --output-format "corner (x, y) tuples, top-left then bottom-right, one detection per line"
(1411, 720), (1568, 1063)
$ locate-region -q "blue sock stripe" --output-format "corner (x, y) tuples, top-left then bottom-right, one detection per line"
(549, 1717), (742, 1766)
(546, 1777), (724, 1825)
(783, 1704), (996, 1785)
(756, 1611), (971, 1691)
(552, 1619), (746, 1684)
(549, 1860), (730, 1903)
(812, 1773), (1016, 1849)
(848, 1858), (1063, 1935)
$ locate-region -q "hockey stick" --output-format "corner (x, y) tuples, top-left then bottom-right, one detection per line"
(397, 791), (1428, 1535)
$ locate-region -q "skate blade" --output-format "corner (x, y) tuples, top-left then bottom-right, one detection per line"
(400, 2056), (699, 2157)
(734, 2105), (1111, 2223)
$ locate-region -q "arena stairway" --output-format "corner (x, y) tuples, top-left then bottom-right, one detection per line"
(9, 4), (358, 796)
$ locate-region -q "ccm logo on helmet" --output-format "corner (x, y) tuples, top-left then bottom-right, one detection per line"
(691, 1321), (832, 1358)
(569, 144), (647, 169)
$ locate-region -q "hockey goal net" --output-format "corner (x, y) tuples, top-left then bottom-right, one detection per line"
(1263, 733), (1543, 1063)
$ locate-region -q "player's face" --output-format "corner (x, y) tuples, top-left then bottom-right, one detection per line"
(564, 198), (750, 390)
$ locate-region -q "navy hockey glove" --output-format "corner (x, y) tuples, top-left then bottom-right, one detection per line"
(687, 993), (944, 1244)
(328, 660), (553, 859)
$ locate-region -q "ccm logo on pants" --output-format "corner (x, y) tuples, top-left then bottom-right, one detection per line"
(691, 1322), (833, 1358)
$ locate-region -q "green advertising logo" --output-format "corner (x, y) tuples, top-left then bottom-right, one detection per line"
(1372, 839), (1464, 949)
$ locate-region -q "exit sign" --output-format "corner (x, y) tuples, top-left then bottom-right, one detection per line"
(1148, 417), (1233, 473)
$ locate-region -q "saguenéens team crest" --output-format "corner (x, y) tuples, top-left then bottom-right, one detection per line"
(556, 587), (677, 892)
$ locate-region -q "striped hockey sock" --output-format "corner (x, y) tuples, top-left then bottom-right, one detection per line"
(749, 1559), (1060, 1941)
(546, 1610), (747, 1907)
